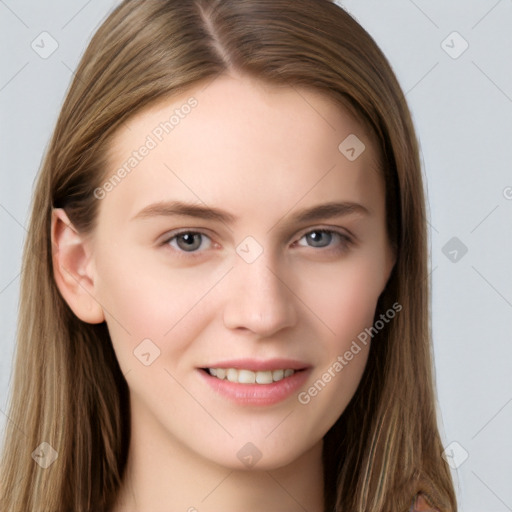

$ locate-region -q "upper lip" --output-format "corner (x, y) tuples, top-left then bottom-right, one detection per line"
(200, 358), (310, 372)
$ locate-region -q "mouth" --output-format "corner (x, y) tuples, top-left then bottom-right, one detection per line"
(198, 359), (311, 406)
(202, 367), (300, 384)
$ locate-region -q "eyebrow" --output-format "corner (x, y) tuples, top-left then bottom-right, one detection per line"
(131, 200), (369, 225)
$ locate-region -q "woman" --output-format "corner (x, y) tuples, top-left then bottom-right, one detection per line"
(0, 1), (457, 510)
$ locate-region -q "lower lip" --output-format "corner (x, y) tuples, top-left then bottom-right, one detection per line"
(198, 368), (311, 406)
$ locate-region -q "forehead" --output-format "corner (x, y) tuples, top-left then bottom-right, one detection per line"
(102, 73), (383, 221)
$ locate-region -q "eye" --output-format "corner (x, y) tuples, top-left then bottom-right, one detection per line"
(296, 229), (351, 250)
(164, 231), (213, 253)
(160, 228), (351, 255)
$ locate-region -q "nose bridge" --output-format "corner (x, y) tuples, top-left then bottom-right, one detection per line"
(222, 248), (297, 335)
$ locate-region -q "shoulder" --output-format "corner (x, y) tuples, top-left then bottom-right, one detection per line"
(409, 492), (441, 512)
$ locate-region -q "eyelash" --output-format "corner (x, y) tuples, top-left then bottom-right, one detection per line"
(160, 228), (353, 257)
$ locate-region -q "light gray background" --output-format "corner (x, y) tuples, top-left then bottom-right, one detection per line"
(1, 1), (511, 510)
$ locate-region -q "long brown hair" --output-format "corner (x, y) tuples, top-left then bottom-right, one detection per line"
(0, 1), (457, 510)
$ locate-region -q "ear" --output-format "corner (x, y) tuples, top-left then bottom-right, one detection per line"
(51, 208), (105, 324)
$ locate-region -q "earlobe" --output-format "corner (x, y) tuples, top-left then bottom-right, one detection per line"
(51, 208), (105, 324)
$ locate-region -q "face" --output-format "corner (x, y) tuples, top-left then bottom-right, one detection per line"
(88, 73), (394, 470)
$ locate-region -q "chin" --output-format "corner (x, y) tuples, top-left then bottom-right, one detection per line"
(199, 439), (322, 473)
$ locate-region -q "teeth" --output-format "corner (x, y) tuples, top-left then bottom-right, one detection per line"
(207, 368), (297, 384)
(256, 370), (273, 384)
(272, 369), (284, 381)
(238, 369), (256, 384)
(226, 368), (238, 382)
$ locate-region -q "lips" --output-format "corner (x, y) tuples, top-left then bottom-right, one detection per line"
(198, 358), (311, 406)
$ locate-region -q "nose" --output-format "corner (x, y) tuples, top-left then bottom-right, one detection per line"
(222, 254), (298, 337)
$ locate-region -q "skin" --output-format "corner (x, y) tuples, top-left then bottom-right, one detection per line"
(52, 72), (395, 512)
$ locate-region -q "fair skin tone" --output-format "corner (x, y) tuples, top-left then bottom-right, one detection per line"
(52, 73), (395, 512)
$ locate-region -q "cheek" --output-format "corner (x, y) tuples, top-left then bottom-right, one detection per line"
(92, 248), (221, 370)
(294, 260), (380, 430)
(298, 253), (387, 346)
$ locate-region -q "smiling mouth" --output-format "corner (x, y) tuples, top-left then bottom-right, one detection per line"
(203, 368), (300, 384)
